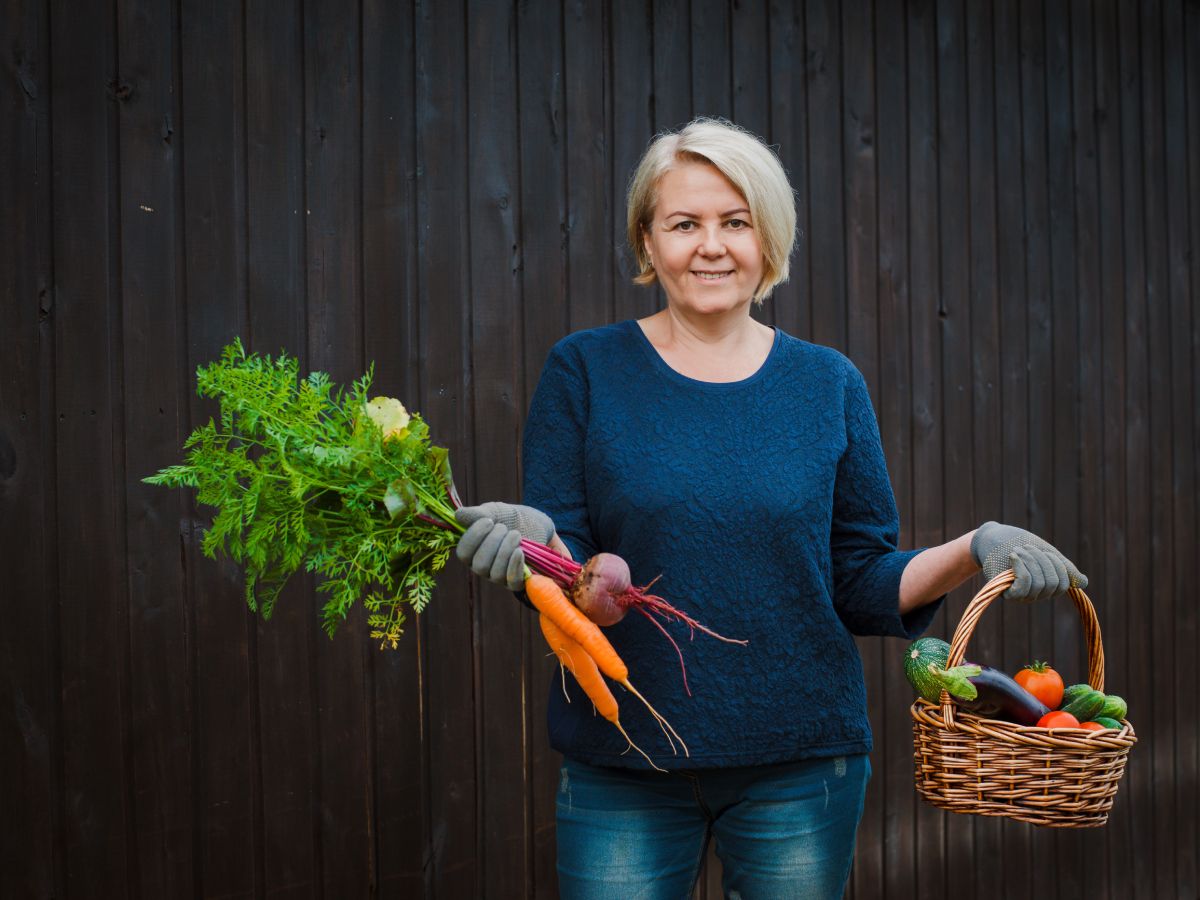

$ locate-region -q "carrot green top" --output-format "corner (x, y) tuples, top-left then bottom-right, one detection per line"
(522, 320), (942, 770)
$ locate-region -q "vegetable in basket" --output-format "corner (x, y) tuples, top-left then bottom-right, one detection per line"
(903, 638), (1049, 725)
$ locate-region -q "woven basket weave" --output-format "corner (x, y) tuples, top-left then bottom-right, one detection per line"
(910, 571), (1136, 828)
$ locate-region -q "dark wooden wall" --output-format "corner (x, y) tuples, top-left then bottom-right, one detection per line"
(2, 0), (1197, 897)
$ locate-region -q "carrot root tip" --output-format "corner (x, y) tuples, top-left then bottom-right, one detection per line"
(621, 679), (689, 758)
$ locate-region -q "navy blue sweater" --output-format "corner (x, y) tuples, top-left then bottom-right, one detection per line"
(522, 320), (941, 770)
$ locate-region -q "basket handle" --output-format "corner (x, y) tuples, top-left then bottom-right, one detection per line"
(939, 569), (1105, 728)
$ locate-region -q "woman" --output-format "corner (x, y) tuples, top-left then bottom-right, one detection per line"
(455, 118), (1084, 899)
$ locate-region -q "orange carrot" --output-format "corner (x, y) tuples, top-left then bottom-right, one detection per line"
(527, 574), (688, 757)
(538, 615), (616, 716)
(526, 573), (628, 680)
(537, 614), (672, 768)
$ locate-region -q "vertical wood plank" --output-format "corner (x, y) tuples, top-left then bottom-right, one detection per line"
(874, 0), (918, 896)
(303, 0), (374, 895)
(49, 0), (134, 893)
(841, 1), (880, 897)
(1017, 0), (1062, 884)
(1137, 2), (1178, 897)
(653, 0), (691, 130)
(767, 0), (809, 339)
(244, 1), (319, 895)
(935, 2), (987, 893)
(1045, 0), (1096, 883)
(611, 0), (655, 324)
(116, 0), (198, 888)
(361, 0), (427, 895)
(178, 1), (259, 895)
(1116, 4), (1155, 898)
(841, 0), (877, 386)
(566, 0), (614, 334)
(414, 0), (478, 894)
(906, 2), (948, 896)
(806, 0), (845, 352)
(466, 1), (528, 896)
(1166, 1), (1199, 897)
(517, 3), (568, 895)
(994, 0), (1036, 886)
(730, 0), (769, 142)
(0, 0), (57, 895)
(1092, 0), (1135, 892)
(1067, 0), (1111, 894)
(970, 4), (1009, 893)
(690, 0), (731, 120)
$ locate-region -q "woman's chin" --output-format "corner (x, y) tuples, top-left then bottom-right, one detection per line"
(673, 291), (751, 317)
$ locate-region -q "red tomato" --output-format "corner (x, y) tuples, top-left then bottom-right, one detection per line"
(1037, 710), (1080, 729)
(1079, 721), (1108, 732)
(1014, 661), (1065, 709)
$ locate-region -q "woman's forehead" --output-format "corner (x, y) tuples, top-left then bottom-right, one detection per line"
(655, 162), (747, 213)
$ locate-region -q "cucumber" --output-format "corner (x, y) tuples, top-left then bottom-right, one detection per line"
(1061, 688), (1106, 722)
(1060, 683), (1092, 708)
(1093, 716), (1122, 730)
(1099, 695), (1128, 720)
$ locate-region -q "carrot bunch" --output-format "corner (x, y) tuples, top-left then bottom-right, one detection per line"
(526, 573), (685, 771)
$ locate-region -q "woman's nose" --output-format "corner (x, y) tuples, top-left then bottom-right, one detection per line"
(698, 227), (726, 255)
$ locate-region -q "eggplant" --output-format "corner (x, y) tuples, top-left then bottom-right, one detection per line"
(958, 664), (1050, 725)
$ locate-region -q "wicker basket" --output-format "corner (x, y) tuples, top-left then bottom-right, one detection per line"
(910, 571), (1136, 828)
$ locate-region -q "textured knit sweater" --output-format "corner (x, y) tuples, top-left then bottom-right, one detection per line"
(522, 320), (942, 770)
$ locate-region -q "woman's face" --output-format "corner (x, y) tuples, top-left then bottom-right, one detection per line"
(642, 161), (764, 317)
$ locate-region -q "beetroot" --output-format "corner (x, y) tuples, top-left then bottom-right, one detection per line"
(571, 553), (632, 625)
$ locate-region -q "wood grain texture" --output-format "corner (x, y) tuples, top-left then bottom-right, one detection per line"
(1, 1), (1195, 896)
(0, 1), (56, 897)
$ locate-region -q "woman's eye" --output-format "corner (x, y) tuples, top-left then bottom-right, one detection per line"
(674, 221), (696, 232)
(726, 218), (749, 229)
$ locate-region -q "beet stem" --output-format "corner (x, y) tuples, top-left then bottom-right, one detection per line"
(636, 607), (692, 697)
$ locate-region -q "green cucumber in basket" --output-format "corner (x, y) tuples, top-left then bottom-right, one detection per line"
(1092, 716), (1123, 730)
(1060, 683), (1093, 708)
(1061, 688), (1107, 722)
(1098, 695), (1128, 720)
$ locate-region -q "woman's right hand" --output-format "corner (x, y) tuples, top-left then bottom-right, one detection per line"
(455, 502), (556, 591)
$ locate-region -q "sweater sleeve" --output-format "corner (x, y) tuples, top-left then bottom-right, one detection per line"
(830, 362), (942, 638)
(521, 340), (600, 567)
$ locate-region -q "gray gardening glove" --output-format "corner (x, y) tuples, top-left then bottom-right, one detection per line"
(970, 522), (1087, 603)
(455, 502), (555, 592)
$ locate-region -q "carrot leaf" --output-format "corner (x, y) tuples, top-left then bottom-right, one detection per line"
(144, 339), (463, 648)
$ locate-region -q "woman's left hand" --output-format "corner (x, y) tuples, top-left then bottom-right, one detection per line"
(970, 522), (1088, 602)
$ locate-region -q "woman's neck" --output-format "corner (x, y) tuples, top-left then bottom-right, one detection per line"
(638, 306), (774, 382)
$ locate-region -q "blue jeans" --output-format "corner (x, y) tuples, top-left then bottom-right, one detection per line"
(555, 754), (871, 900)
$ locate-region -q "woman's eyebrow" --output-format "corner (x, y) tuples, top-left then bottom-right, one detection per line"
(663, 207), (751, 219)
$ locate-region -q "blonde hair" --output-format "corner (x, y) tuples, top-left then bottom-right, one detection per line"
(626, 117), (797, 303)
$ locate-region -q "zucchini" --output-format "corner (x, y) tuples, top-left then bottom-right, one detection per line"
(904, 638), (951, 703)
(1061, 688), (1106, 722)
(1099, 695), (1128, 720)
(902, 638), (979, 703)
(1093, 716), (1122, 730)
